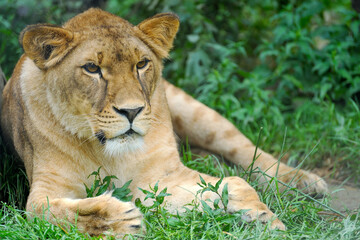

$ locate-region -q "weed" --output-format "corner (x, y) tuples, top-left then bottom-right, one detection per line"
(84, 167), (133, 202)
(197, 176), (229, 212)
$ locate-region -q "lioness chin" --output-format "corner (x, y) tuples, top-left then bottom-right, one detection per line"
(0, 8), (328, 236)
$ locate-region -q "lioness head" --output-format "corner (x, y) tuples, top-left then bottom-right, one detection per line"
(20, 8), (179, 156)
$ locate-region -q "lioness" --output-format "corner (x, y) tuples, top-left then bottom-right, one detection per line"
(0, 8), (327, 236)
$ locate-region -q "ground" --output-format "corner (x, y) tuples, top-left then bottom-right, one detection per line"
(327, 178), (360, 213)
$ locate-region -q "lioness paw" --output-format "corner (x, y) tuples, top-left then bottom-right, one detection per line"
(227, 199), (286, 230)
(278, 169), (328, 196)
(75, 194), (143, 237)
(218, 177), (286, 230)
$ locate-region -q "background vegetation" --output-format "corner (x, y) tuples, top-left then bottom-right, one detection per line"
(0, 0), (359, 239)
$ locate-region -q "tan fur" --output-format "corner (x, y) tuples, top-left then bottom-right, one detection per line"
(1, 8), (327, 236)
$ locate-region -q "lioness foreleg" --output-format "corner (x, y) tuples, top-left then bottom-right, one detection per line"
(26, 178), (143, 237)
(150, 168), (285, 230)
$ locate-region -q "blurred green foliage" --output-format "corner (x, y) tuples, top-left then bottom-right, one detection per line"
(0, 0), (359, 177)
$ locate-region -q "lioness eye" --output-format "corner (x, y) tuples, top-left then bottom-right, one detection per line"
(136, 59), (149, 70)
(82, 63), (101, 74)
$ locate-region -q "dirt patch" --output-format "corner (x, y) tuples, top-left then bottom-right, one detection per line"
(326, 178), (360, 213)
(312, 164), (359, 214)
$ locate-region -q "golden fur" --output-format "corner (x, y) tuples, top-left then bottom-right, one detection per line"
(1, 8), (327, 236)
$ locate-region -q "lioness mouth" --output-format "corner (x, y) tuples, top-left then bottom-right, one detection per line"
(95, 129), (138, 145)
(124, 129), (136, 136)
(113, 129), (139, 140)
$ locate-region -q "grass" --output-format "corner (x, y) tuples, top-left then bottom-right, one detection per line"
(239, 99), (360, 180)
(0, 205), (90, 239)
(0, 143), (28, 209)
(0, 141), (359, 239)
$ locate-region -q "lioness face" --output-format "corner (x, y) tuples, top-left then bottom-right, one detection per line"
(54, 34), (161, 156)
(20, 9), (179, 156)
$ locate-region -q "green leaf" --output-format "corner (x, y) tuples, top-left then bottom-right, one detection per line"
(153, 181), (159, 193)
(283, 74), (304, 90)
(155, 188), (171, 205)
(199, 175), (207, 186)
(84, 183), (92, 197)
(167, 217), (184, 227)
(138, 187), (150, 195)
(215, 177), (224, 191)
(120, 179), (132, 190)
(144, 192), (155, 201)
(103, 175), (118, 183)
(112, 188), (132, 202)
(213, 198), (220, 210)
(312, 61), (330, 75)
(200, 200), (212, 214)
(320, 82), (332, 99)
(208, 183), (216, 192)
(97, 185), (108, 196)
(221, 183), (229, 209)
(88, 166), (102, 178)
(134, 198), (142, 208)
(84, 168), (133, 201)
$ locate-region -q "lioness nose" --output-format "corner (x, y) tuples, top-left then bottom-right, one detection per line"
(113, 106), (144, 123)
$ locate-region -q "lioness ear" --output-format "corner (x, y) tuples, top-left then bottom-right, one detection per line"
(20, 24), (76, 69)
(136, 13), (179, 58)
